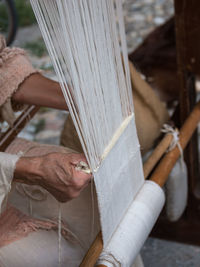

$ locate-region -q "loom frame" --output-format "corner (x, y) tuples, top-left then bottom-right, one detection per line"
(151, 0), (200, 246)
(1, 0), (200, 264)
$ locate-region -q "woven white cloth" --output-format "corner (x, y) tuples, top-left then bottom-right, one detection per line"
(97, 181), (165, 267)
(94, 117), (144, 244)
(30, 0), (145, 248)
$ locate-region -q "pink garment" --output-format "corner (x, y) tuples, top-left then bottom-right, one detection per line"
(0, 204), (76, 249)
(0, 35), (38, 108)
(0, 138), (81, 248)
(0, 36), (48, 247)
(0, 205), (57, 248)
(0, 35), (80, 249)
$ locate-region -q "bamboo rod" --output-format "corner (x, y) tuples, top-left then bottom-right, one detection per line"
(143, 134), (173, 179)
(80, 232), (103, 267)
(0, 105), (39, 152)
(151, 101), (200, 187)
(80, 101), (200, 267)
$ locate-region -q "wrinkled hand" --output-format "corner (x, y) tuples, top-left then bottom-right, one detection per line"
(38, 153), (92, 202)
(14, 153), (92, 202)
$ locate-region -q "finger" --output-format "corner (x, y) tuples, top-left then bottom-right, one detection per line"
(71, 175), (91, 191)
(71, 166), (92, 181)
(64, 186), (82, 200)
(68, 153), (88, 165)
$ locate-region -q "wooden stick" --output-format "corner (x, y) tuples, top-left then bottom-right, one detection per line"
(151, 101), (200, 187)
(0, 105), (39, 152)
(143, 134), (173, 179)
(80, 232), (103, 267)
(80, 101), (200, 267)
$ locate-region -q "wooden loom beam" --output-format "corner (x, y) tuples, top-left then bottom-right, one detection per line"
(174, 0), (200, 195)
(80, 101), (200, 267)
(0, 105), (39, 152)
(151, 0), (200, 245)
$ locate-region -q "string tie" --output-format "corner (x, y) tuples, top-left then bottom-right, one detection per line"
(161, 124), (184, 168)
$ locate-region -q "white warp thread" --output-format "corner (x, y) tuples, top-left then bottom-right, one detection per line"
(15, 183), (47, 215)
(30, 0), (144, 246)
(97, 181), (165, 267)
(58, 202), (62, 267)
(0, 152), (20, 214)
(94, 117), (143, 244)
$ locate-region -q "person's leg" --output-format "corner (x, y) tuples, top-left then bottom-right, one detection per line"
(0, 229), (84, 267)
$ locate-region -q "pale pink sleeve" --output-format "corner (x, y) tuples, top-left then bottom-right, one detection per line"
(0, 35), (38, 107)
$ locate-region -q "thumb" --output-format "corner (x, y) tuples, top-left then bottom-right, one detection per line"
(69, 153), (88, 165)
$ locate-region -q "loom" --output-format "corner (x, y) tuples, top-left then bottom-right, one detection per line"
(0, 0), (200, 266)
(27, 0), (165, 265)
(29, 0), (200, 266)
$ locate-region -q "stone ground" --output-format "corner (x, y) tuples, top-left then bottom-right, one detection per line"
(11, 0), (200, 266)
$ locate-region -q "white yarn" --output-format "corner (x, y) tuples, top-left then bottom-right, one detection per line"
(16, 184), (63, 266)
(15, 184), (47, 202)
(161, 124), (186, 176)
(97, 181), (165, 267)
(161, 124), (184, 161)
(30, 0), (144, 247)
(15, 183), (47, 215)
(30, 0), (134, 170)
(161, 124), (180, 152)
(58, 202), (62, 267)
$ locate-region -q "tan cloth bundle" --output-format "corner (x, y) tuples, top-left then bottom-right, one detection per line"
(60, 62), (169, 155)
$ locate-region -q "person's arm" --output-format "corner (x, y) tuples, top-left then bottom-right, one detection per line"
(0, 37), (67, 112)
(14, 152), (91, 202)
(13, 73), (68, 111)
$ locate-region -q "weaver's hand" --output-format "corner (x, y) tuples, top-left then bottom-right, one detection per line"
(14, 153), (92, 202)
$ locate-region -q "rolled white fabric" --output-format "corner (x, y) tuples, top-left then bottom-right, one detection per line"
(133, 254), (144, 267)
(96, 254), (144, 267)
(0, 152), (20, 213)
(97, 181), (165, 267)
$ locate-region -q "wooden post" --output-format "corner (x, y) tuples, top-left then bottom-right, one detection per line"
(80, 233), (103, 267)
(151, 0), (200, 245)
(174, 0), (200, 193)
